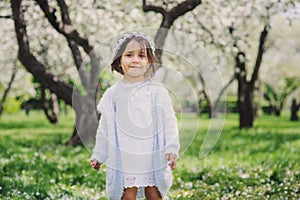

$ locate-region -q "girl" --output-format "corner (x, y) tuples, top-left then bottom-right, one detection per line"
(90, 32), (180, 200)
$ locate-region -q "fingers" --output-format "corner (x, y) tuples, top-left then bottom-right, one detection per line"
(165, 153), (177, 170)
(90, 160), (101, 171)
(169, 160), (176, 170)
(165, 153), (177, 162)
(90, 160), (97, 167)
(95, 164), (100, 171)
(165, 153), (170, 161)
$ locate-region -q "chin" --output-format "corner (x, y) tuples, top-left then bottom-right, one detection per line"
(128, 73), (145, 78)
(127, 69), (146, 76)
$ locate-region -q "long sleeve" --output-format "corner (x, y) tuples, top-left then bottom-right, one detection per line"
(160, 88), (180, 156)
(90, 114), (108, 164)
(90, 86), (113, 163)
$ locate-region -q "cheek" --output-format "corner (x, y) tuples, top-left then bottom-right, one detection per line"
(141, 59), (150, 67)
(120, 58), (129, 69)
(120, 57), (128, 65)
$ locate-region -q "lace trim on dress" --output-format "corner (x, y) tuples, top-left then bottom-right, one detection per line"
(124, 174), (156, 188)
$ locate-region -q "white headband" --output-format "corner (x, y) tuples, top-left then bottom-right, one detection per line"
(113, 32), (155, 58)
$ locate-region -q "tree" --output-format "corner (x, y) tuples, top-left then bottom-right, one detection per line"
(178, 0), (297, 128)
(264, 77), (299, 116)
(11, 0), (100, 145)
(261, 14), (300, 116)
(290, 98), (300, 121)
(235, 25), (268, 128)
(11, 0), (202, 145)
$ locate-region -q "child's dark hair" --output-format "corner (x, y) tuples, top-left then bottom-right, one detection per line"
(111, 33), (157, 78)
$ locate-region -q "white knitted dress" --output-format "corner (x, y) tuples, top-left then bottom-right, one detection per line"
(91, 79), (180, 200)
(113, 80), (156, 197)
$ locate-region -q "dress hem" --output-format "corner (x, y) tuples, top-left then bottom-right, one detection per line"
(124, 184), (157, 189)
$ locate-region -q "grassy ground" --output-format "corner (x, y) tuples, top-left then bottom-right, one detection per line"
(0, 111), (299, 199)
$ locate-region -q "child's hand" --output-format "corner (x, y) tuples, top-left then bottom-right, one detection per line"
(165, 153), (177, 170)
(90, 160), (101, 171)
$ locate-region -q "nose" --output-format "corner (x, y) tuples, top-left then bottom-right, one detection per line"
(131, 54), (140, 63)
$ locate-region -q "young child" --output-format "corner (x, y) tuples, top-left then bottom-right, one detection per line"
(90, 32), (180, 200)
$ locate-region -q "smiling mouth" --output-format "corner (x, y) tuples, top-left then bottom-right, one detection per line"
(129, 66), (140, 68)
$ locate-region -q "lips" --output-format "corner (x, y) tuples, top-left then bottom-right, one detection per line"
(129, 66), (140, 68)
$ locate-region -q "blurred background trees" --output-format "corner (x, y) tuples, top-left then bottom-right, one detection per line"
(0, 0), (299, 145)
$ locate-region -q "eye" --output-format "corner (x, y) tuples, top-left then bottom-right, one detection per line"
(125, 54), (132, 57)
(139, 53), (146, 58)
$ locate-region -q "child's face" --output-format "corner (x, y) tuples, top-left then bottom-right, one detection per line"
(120, 39), (150, 82)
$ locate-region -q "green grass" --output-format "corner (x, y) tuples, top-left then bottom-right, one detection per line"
(0, 111), (300, 199)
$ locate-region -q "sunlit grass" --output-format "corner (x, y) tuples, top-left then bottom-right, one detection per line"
(0, 111), (299, 199)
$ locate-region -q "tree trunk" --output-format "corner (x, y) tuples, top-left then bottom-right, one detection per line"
(290, 98), (299, 121)
(238, 82), (255, 128)
(254, 79), (263, 117)
(274, 107), (281, 116)
(41, 86), (59, 124)
(235, 52), (255, 128)
(68, 95), (98, 147)
(66, 126), (82, 146)
(51, 93), (59, 117)
(234, 25), (268, 128)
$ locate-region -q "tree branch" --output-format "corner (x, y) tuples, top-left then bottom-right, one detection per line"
(250, 25), (268, 85)
(192, 12), (214, 43)
(36, 0), (92, 90)
(143, 0), (202, 62)
(142, 0), (166, 16)
(11, 0), (75, 105)
(41, 85), (58, 124)
(214, 74), (236, 109)
(0, 60), (17, 116)
(198, 71), (212, 117)
(57, 0), (71, 24)
(169, 0), (202, 23)
(35, 0), (93, 54)
(235, 51), (246, 80)
(0, 15), (11, 19)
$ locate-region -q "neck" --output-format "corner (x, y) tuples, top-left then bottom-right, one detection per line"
(123, 75), (146, 84)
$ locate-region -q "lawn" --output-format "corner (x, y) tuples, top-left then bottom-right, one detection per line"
(0, 111), (299, 199)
